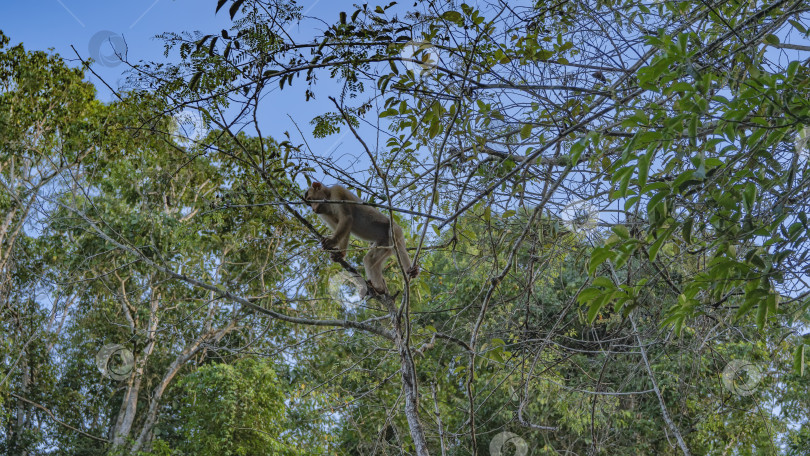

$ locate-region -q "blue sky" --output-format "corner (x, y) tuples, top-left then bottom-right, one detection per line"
(1, 0), (360, 172)
(3, 1), (232, 100)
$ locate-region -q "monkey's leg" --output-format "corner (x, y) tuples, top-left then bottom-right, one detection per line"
(364, 246), (392, 294)
(393, 228), (419, 278)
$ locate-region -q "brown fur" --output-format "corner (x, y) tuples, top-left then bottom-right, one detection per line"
(304, 182), (418, 294)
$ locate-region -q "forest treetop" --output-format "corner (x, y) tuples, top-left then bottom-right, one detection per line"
(1, 0), (810, 454)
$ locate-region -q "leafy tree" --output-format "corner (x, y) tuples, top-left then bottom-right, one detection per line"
(140, 0), (810, 453)
(4, 0), (810, 454)
(0, 30), (113, 455)
(156, 358), (304, 456)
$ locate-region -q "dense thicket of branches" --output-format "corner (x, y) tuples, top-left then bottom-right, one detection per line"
(2, 0), (810, 454)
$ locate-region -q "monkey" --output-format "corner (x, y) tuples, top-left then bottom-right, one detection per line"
(304, 182), (419, 295)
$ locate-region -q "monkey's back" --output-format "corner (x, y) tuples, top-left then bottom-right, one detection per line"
(350, 205), (393, 245)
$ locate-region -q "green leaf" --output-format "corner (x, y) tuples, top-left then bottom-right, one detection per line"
(588, 247), (615, 276)
(229, 0), (245, 19)
(682, 217), (693, 244)
(613, 243), (638, 269)
(428, 119), (441, 138)
(617, 166), (635, 197)
(638, 153), (650, 188)
(743, 183), (756, 212)
(648, 223), (676, 261)
(737, 289), (767, 318)
(587, 292), (614, 324)
(189, 72), (202, 90)
(788, 19), (807, 34)
(587, 299), (603, 324)
(442, 10), (463, 23)
(756, 296), (768, 329)
(764, 34), (780, 45)
(672, 315), (684, 336)
(672, 170), (695, 191)
(577, 287), (603, 302)
(570, 141), (586, 163)
(520, 123), (533, 139)
(646, 189), (670, 216)
(622, 110), (649, 127)
(612, 225), (630, 239)
(624, 196), (640, 211)
(592, 277), (614, 288)
(794, 344), (806, 376)
(648, 234), (666, 262)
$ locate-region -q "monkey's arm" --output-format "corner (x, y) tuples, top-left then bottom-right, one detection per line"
(323, 206), (353, 254)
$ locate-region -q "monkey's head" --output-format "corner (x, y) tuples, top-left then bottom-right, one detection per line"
(304, 182), (329, 213)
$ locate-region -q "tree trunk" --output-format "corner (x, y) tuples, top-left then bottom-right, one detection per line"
(389, 301), (430, 456)
(111, 362), (143, 446)
(130, 321), (237, 453)
(112, 290), (161, 447)
(129, 344), (199, 453)
(11, 356), (30, 456)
